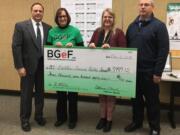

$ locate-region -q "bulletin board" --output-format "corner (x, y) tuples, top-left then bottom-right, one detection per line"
(167, 3), (180, 57)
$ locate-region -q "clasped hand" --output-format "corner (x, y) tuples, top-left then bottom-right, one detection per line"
(55, 42), (73, 47)
(88, 43), (110, 49)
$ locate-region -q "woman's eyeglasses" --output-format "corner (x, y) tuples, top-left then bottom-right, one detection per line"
(139, 3), (151, 7)
(58, 15), (67, 19)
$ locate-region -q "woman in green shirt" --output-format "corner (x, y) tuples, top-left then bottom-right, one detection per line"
(47, 7), (84, 129)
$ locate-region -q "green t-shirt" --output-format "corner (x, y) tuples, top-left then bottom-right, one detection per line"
(47, 25), (83, 46)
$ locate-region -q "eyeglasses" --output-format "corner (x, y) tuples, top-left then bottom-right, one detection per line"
(139, 3), (152, 7)
(58, 15), (67, 19)
(103, 16), (113, 19)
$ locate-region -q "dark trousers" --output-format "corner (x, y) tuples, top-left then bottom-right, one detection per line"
(20, 58), (44, 122)
(132, 72), (160, 130)
(56, 91), (78, 122)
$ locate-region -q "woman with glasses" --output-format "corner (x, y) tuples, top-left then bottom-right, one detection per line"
(89, 8), (126, 132)
(47, 7), (84, 129)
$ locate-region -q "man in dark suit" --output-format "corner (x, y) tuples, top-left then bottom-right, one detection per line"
(12, 2), (51, 132)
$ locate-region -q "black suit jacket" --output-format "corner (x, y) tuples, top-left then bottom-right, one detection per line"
(12, 19), (51, 74)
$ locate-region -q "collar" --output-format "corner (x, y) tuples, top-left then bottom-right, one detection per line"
(135, 13), (154, 24)
(58, 24), (69, 29)
(31, 18), (42, 26)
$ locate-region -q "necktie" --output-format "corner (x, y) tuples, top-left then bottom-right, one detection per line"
(36, 22), (42, 51)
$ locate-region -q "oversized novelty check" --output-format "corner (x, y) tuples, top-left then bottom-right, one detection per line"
(44, 46), (137, 98)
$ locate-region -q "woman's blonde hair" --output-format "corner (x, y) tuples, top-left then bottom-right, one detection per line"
(100, 8), (116, 33)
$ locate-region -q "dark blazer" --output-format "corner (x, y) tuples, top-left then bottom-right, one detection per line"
(12, 19), (51, 74)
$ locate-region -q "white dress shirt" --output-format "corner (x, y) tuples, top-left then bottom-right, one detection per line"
(31, 19), (44, 46)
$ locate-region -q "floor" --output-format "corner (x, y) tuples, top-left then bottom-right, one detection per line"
(0, 95), (180, 135)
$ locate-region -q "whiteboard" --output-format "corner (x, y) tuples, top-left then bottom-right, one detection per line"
(61, 0), (112, 46)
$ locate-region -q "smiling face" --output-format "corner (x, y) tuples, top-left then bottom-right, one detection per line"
(31, 4), (44, 22)
(102, 11), (114, 29)
(138, 0), (154, 19)
(58, 10), (68, 27)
